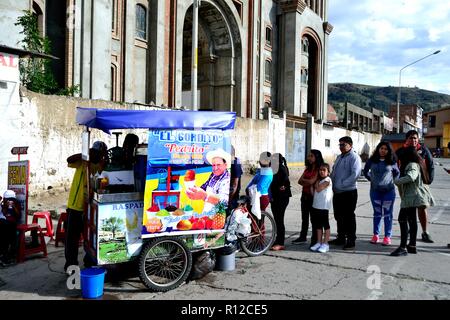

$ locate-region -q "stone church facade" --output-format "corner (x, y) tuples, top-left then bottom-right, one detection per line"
(1, 0), (332, 121)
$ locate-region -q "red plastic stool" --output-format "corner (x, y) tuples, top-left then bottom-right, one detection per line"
(55, 212), (83, 247)
(32, 211), (54, 240)
(16, 224), (48, 263)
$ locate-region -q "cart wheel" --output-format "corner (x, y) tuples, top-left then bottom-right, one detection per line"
(138, 237), (192, 292)
(240, 211), (277, 257)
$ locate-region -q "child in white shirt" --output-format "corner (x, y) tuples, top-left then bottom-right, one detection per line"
(310, 164), (333, 253)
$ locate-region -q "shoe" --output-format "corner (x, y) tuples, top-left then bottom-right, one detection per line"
(406, 245), (417, 254)
(271, 244), (285, 251)
(292, 236), (307, 244)
(329, 238), (346, 245)
(382, 237), (391, 246)
(310, 243), (322, 251)
(421, 232), (434, 243)
(343, 242), (355, 250)
(390, 247), (408, 256)
(370, 235), (379, 244)
(318, 243), (330, 253)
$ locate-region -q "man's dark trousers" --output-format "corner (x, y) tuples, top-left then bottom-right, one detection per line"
(332, 189), (358, 243)
(64, 208), (83, 270)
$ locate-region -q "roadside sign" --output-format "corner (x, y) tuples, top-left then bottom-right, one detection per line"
(7, 160), (30, 224)
(11, 146), (28, 155)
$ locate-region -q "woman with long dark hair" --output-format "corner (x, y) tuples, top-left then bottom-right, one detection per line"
(293, 149), (324, 247)
(270, 153), (292, 251)
(391, 147), (435, 256)
(363, 141), (399, 246)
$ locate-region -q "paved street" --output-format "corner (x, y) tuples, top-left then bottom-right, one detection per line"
(1, 159), (449, 300)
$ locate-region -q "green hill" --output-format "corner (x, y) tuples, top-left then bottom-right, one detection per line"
(328, 83), (450, 113)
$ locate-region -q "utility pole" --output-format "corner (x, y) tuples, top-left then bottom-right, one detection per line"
(191, 0), (200, 111)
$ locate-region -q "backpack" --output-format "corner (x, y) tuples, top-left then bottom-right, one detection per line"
(418, 156), (431, 185)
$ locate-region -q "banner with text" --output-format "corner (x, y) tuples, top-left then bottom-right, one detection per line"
(142, 129), (232, 242)
(7, 160), (29, 224)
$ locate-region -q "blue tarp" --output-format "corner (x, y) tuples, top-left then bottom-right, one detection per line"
(76, 107), (236, 133)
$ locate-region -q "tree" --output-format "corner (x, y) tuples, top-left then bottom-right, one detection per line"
(15, 11), (59, 94)
(102, 217), (124, 239)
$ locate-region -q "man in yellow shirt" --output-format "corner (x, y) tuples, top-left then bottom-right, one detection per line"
(64, 141), (107, 272)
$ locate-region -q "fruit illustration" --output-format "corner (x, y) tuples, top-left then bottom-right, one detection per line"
(176, 219), (192, 231)
(126, 211), (138, 230)
(184, 170), (196, 189)
(211, 202), (227, 229)
(185, 170), (195, 181)
(205, 217), (214, 229)
(191, 218), (206, 230)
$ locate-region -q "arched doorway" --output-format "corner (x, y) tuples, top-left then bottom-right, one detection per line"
(182, 0), (242, 112)
(301, 29), (321, 119)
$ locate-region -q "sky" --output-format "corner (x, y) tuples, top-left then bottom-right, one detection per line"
(328, 0), (450, 95)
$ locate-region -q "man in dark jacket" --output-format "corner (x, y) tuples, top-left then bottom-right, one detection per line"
(396, 130), (435, 243)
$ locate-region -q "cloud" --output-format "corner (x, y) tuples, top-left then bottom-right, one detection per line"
(328, 0), (450, 94)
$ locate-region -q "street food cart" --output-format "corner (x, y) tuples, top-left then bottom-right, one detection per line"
(76, 107), (237, 291)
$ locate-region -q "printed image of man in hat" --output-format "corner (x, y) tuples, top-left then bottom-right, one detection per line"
(185, 148), (231, 212)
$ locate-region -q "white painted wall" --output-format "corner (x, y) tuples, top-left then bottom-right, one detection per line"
(312, 123), (382, 164)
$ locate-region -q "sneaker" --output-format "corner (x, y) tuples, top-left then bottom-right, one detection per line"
(292, 236), (307, 244)
(329, 238), (346, 245)
(421, 232), (434, 243)
(310, 242), (322, 252)
(318, 243), (329, 253)
(382, 237), (391, 246)
(370, 235), (379, 244)
(343, 242), (355, 250)
(406, 245), (417, 254)
(390, 247), (407, 256)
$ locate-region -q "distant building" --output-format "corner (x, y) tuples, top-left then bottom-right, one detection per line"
(333, 102), (392, 133)
(326, 104), (338, 123)
(423, 106), (450, 156)
(388, 103), (423, 136)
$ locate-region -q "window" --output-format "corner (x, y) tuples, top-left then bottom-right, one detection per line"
(264, 60), (272, 83)
(302, 37), (309, 53)
(232, 0), (243, 19)
(265, 27), (272, 47)
(32, 1), (44, 36)
(112, 0), (119, 37)
(112, 0), (115, 30)
(325, 139), (331, 147)
(111, 65), (117, 101)
(301, 68), (308, 84)
(255, 55), (259, 81)
(428, 115), (436, 128)
(135, 4), (147, 40)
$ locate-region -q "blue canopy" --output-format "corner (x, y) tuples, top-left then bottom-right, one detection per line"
(76, 107), (236, 133)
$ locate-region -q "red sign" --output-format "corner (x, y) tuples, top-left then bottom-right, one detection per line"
(11, 146), (28, 155)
